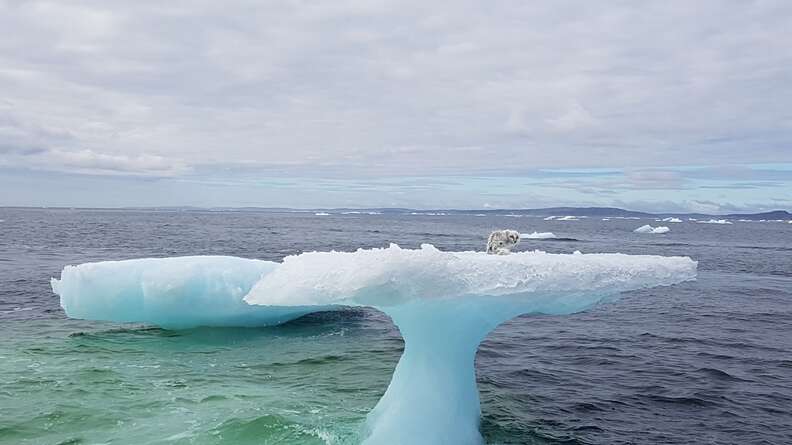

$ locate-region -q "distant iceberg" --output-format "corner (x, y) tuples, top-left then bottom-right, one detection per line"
(697, 219), (733, 225)
(521, 231), (557, 239)
(52, 245), (697, 445)
(661, 217), (682, 223)
(634, 224), (670, 234)
(314, 212), (330, 216)
(543, 214), (582, 221)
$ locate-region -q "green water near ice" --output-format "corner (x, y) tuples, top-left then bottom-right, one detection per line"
(0, 310), (401, 445)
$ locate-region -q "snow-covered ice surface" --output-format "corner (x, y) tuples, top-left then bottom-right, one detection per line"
(635, 225), (670, 234)
(52, 244), (697, 445)
(521, 231), (557, 239)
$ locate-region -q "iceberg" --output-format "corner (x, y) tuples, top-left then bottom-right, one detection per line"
(52, 256), (333, 329)
(521, 231), (557, 239)
(51, 244), (697, 445)
(697, 219), (732, 224)
(634, 224), (670, 234)
(661, 217), (682, 223)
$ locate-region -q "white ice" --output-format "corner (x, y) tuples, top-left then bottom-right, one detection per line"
(634, 224), (670, 234)
(521, 231), (557, 239)
(661, 217), (682, 223)
(697, 219), (733, 224)
(52, 244), (697, 445)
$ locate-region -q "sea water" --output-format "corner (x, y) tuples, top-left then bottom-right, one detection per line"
(1, 208), (791, 444)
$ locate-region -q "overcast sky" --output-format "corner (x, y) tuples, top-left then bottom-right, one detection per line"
(1, 0), (791, 211)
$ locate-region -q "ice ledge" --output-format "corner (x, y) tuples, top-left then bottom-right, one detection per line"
(51, 245), (696, 445)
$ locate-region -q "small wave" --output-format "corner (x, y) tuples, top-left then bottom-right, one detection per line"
(695, 367), (748, 382)
(69, 326), (180, 338)
(265, 355), (345, 368)
(647, 242), (691, 247)
(646, 394), (716, 407)
(211, 415), (331, 444)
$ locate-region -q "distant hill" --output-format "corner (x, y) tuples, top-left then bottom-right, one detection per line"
(3, 206), (789, 220)
(451, 207), (653, 217)
(720, 210), (792, 220)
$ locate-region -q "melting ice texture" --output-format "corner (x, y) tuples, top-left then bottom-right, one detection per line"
(52, 244), (697, 445)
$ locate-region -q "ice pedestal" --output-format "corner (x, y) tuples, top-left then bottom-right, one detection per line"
(52, 245), (697, 445)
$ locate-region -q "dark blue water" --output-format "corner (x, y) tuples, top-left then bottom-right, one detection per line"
(1, 208), (791, 444)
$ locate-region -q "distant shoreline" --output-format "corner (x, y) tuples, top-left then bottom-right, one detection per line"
(2, 206), (789, 221)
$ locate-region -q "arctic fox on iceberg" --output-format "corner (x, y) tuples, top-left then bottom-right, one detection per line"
(486, 229), (520, 254)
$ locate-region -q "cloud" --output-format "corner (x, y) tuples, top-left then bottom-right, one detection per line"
(0, 1), (790, 208)
(39, 149), (188, 176)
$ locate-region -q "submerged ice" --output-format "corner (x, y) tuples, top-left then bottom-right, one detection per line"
(51, 244), (697, 445)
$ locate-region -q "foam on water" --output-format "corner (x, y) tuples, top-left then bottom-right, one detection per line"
(51, 244), (697, 445)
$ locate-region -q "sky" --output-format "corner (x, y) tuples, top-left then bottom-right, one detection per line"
(1, 0), (791, 212)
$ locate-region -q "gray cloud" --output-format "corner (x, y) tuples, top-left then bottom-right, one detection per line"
(0, 0), (790, 179)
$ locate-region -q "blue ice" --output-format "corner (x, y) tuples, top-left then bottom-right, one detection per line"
(52, 244), (697, 444)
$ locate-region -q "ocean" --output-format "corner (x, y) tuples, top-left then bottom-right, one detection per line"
(1, 208), (791, 444)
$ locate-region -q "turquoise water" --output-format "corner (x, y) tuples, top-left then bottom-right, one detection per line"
(0, 311), (401, 445)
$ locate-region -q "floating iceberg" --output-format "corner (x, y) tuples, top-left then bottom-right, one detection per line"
(634, 224), (670, 234)
(697, 219), (733, 225)
(315, 212), (331, 216)
(521, 231), (557, 239)
(51, 256), (333, 329)
(661, 217), (682, 223)
(51, 245), (697, 445)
